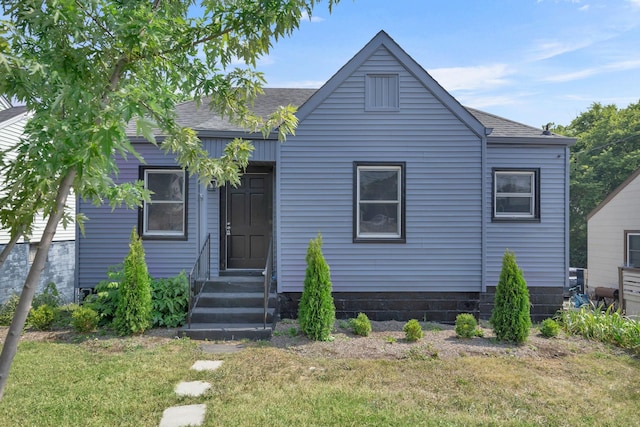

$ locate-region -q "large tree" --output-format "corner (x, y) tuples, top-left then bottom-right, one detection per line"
(0, 0), (338, 399)
(555, 101), (640, 268)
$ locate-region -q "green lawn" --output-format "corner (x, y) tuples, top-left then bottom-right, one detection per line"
(0, 335), (638, 426)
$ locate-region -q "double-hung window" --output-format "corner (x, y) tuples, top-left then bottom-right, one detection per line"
(493, 169), (539, 221)
(354, 162), (405, 242)
(140, 167), (187, 239)
(626, 232), (640, 267)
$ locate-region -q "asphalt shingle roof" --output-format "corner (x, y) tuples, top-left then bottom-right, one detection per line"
(0, 106), (28, 125)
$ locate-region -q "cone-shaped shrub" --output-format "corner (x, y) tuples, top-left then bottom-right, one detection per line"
(298, 233), (335, 341)
(113, 228), (152, 335)
(490, 250), (531, 344)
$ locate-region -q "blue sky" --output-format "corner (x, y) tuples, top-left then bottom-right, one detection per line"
(256, 0), (640, 128)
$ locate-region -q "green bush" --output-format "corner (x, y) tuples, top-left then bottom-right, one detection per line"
(113, 228), (152, 335)
(72, 306), (99, 333)
(351, 313), (372, 337)
(27, 304), (56, 331)
(84, 273), (121, 326)
(490, 250), (531, 344)
(403, 319), (423, 342)
(540, 318), (560, 338)
(150, 272), (189, 328)
(32, 282), (62, 309)
(0, 294), (20, 326)
(297, 233), (335, 341)
(455, 313), (478, 339)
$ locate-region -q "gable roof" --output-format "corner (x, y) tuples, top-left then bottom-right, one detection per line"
(296, 30), (487, 139)
(587, 167), (640, 221)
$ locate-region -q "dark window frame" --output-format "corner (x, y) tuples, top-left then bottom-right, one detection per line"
(624, 230), (640, 267)
(492, 168), (540, 222)
(353, 161), (406, 243)
(138, 166), (188, 241)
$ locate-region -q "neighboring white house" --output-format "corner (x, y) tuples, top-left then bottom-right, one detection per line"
(0, 96), (76, 304)
(587, 167), (640, 316)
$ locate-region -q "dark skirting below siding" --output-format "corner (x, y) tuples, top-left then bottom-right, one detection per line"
(479, 286), (564, 323)
(279, 286), (563, 324)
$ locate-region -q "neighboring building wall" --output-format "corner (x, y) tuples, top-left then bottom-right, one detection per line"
(278, 45), (483, 297)
(587, 173), (640, 290)
(0, 241), (75, 304)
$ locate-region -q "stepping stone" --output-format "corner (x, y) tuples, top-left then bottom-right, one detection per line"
(175, 381), (211, 397)
(191, 360), (223, 372)
(159, 404), (206, 427)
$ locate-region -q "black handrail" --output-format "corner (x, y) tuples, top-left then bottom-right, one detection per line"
(263, 237), (273, 329)
(188, 233), (211, 328)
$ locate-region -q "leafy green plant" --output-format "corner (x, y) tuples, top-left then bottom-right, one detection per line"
(113, 228), (152, 335)
(0, 294), (20, 326)
(32, 282), (62, 309)
(540, 318), (560, 338)
(27, 304), (56, 331)
(84, 271), (122, 326)
(297, 233), (335, 341)
(351, 313), (372, 337)
(150, 271), (189, 328)
(560, 306), (640, 354)
(403, 319), (423, 342)
(490, 250), (531, 344)
(384, 336), (397, 344)
(72, 306), (99, 333)
(455, 313), (478, 339)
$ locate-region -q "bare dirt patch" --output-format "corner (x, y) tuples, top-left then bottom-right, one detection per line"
(269, 319), (614, 360)
(2, 320), (614, 360)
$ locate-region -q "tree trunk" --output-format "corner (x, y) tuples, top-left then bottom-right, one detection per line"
(0, 232), (21, 269)
(0, 168), (76, 400)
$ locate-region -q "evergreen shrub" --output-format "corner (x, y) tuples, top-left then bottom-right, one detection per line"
(490, 250), (532, 344)
(72, 306), (99, 333)
(351, 312), (372, 337)
(403, 319), (423, 342)
(113, 228), (152, 335)
(540, 318), (560, 338)
(455, 313), (478, 339)
(297, 233), (335, 341)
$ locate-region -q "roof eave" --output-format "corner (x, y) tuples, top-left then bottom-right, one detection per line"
(487, 136), (577, 147)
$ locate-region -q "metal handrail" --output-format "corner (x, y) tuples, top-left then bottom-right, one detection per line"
(188, 233), (211, 328)
(263, 237), (273, 329)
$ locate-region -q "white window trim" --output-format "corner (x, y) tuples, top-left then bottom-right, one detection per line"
(356, 165), (402, 239)
(493, 170), (537, 219)
(142, 169), (186, 238)
(627, 232), (640, 267)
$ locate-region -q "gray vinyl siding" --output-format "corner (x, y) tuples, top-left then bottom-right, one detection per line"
(278, 46), (483, 293)
(485, 145), (568, 289)
(76, 142), (198, 289)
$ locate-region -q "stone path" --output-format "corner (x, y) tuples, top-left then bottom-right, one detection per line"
(158, 343), (243, 427)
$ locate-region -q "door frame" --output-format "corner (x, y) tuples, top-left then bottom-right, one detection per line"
(219, 164), (274, 271)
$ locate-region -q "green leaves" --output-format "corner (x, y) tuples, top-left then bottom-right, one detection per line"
(559, 101), (640, 267)
(0, 0), (340, 242)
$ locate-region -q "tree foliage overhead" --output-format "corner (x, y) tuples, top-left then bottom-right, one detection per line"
(555, 101), (640, 267)
(0, 0), (337, 240)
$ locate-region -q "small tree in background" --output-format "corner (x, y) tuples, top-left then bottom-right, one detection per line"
(298, 233), (335, 341)
(490, 250), (532, 344)
(113, 228), (152, 335)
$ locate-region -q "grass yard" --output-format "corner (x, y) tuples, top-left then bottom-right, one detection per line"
(0, 331), (638, 426)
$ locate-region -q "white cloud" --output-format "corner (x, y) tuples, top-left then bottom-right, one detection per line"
(458, 94), (523, 109)
(429, 64), (513, 91)
(301, 11), (324, 23)
(629, 0), (640, 8)
(527, 39), (594, 61)
(544, 58), (640, 82)
(578, 4), (590, 11)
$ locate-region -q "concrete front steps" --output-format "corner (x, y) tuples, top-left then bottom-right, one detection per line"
(180, 274), (276, 341)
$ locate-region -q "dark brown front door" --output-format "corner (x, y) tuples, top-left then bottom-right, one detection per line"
(224, 169), (272, 269)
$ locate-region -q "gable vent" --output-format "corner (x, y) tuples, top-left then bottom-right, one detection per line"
(365, 74), (399, 111)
